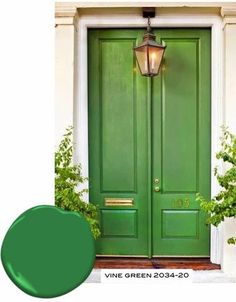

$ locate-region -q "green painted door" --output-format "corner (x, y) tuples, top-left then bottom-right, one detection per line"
(88, 28), (211, 257)
(88, 29), (149, 256)
(152, 29), (211, 256)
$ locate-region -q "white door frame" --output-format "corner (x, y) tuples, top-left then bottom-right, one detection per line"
(74, 11), (224, 264)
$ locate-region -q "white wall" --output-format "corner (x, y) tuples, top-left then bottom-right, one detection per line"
(221, 23), (236, 277)
(224, 25), (236, 134)
(55, 24), (75, 146)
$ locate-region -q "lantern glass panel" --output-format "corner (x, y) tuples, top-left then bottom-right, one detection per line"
(148, 46), (165, 75)
(134, 46), (148, 75)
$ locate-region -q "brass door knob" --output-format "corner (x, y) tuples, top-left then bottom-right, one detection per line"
(154, 186), (160, 192)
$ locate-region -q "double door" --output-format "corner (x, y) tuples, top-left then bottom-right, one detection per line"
(88, 28), (211, 257)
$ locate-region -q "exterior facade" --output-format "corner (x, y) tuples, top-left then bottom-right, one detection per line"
(55, 1), (236, 276)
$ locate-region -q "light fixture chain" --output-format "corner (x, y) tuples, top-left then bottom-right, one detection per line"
(147, 16), (151, 32)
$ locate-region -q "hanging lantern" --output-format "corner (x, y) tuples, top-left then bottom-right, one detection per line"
(134, 9), (166, 77)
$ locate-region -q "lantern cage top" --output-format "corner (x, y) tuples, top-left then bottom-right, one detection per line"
(135, 31), (166, 49)
(134, 9), (166, 77)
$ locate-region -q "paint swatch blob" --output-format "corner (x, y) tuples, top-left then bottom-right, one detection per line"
(1, 205), (95, 298)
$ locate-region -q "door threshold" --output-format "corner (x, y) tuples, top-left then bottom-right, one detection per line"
(94, 257), (220, 270)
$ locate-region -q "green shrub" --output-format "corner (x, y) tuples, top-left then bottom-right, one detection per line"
(55, 126), (101, 239)
(197, 127), (236, 244)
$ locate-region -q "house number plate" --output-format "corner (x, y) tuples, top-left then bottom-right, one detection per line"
(172, 198), (190, 209)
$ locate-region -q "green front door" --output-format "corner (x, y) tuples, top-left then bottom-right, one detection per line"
(88, 28), (211, 257)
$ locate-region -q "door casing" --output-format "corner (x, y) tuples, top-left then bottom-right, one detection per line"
(75, 12), (224, 264)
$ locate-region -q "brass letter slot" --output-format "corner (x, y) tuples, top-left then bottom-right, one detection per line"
(105, 198), (134, 206)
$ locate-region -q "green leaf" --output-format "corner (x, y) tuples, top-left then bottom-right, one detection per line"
(55, 126), (101, 239)
(197, 127), (236, 244)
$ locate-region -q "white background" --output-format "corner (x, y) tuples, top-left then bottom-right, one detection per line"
(0, 0), (235, 301)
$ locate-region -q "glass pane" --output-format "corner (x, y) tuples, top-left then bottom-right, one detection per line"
(148, 46), (165, 75)
(134, 46), (148, 75)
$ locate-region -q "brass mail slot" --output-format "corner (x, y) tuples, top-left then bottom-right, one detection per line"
(105, 198), (134, 206)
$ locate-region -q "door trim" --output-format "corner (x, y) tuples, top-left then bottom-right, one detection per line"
(74, 11), (224, 264)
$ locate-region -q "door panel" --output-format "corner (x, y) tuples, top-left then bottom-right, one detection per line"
(88, 28), (211, 257)
(161, 39), (198, 192)
(88, 29), (149, 255)
(101, 39), (136, 192)
(152, 29), (211, 256)
(101, 209), (137, 237)
(162, 210), (199, 238)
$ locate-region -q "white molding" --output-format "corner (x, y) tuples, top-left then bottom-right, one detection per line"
(55, 2), (77, 17)
(55, 2), (78, 26)
(55, 16), (75, 25)
(220, 6), (236, 26)
(221, 5), (236, 26)
(210, 16), (224, 265)
(61, 1), (235, 8)
(75, 12), (224, 264)
(221, 6), (236, 17)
